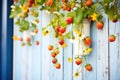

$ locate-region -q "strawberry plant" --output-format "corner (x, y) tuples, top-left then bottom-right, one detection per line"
(10, 0), (120, 78)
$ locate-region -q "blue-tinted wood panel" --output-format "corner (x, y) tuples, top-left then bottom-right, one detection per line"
(13, 6), (120, 80)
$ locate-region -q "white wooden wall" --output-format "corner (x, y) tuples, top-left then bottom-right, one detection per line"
(13, 11), (120, 80)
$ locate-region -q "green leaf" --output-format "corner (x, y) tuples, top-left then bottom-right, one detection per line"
(16, 19), (30, 32)
(20, 0), (26, 5)
(64, 31), (72, 39)
(31, 23), (37, 29)
(66, 12), (76, 18)
(9, 5), (21, 18)
(104, 0), (113, 3)
(74, 9), (84, 24)
(35, 0), (45, 5)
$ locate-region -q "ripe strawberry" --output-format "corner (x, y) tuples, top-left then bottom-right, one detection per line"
(19, 37), (23, 41)
(34, 29), (39, 34)
(66, 17), (73, 25)
(26, 37), (31, 43)
(62, 0), (68, 3)
(55, 63), (61, 69)
(59, 39), (64, 45)
(55, 26), (61, 32)
(48, 45), (53, 51)
(46, 0), (53, 6)
(86, 0), (92, 6)
(88, 17), (93, 22)
(109, 35), (116, 42)
(58, 32), (63, 36)
(52, 58), (57, 64)
(66, 7), (71, 11)
(35, 41), (40, 45)
(75, 58), (82, 65)
(29, 0), (34, 4)
(85, 64), (92, 71)
(96, 21), (104, 29)
(60, 27), (66, 33)
(26, 3), (32, 7)
(51, 52), (57, 58)
(84, 37), (92, 46)
(112, 19), (118, 23)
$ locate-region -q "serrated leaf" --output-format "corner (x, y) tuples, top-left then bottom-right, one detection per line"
(74, 9), (84, 24)
(16, 19), (30, 31)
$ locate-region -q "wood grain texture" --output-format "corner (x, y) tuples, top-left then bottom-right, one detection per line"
(109, 21), (120, 80)
(13, 11), (120, 80)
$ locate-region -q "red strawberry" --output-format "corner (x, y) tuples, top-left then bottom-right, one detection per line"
(55, 63), (61, 69)
(66, 17), (73, 25)
(19, 37), (23, 41)
(29, 0), (34, 4)
(58, 32), (63, 36)
(62, 0), (68, 3)
(51, 52), (57, 58)
(96, 21), (104, 29)
(46, 0), (53, 6)
(86, 0), (92, 6)
(55, 26), (61, 32)
(48, 45), (53, 51)
(84, 37), (92, 46)
(112, 19), (118, 23)
(52, 58), (57, 64)
(75, 58), (82, 65)
(35, 41), (40, 45)
(26, 3), (32, 7)
(59, 39), (64, 45)
(109, 35), (116, 42)
(85, 64), (92, 71)
(26, 37), (31, 43)
(60, 27), (66, 33)
(66, 7), (71, 11)
(34, 29), (39, 34)
(88, 17), (93, 22)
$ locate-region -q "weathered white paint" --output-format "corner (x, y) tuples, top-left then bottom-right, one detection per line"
(13, 11), (120, 80)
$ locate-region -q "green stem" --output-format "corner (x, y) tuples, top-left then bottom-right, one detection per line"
(83, 56), (87, 65)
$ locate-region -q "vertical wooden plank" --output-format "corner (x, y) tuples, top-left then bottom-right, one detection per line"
(13, 21), (21, 80)
(73, 40), (83, 80)
(27, 46), (32, 80)
(32, 11), (42, 80)
(13, 22), (28, 80)
(41, 11), (51, 80)
(21, 46), (27, 80)
(64, 25), (73, 80)
(83, 22), (97, 80)
(96, 15), (109, 80)
(49, 16), (64, 80)
(109, 21), (120, 80)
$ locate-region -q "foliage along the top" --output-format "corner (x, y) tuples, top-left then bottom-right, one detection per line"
(10, 0), (118, 77)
